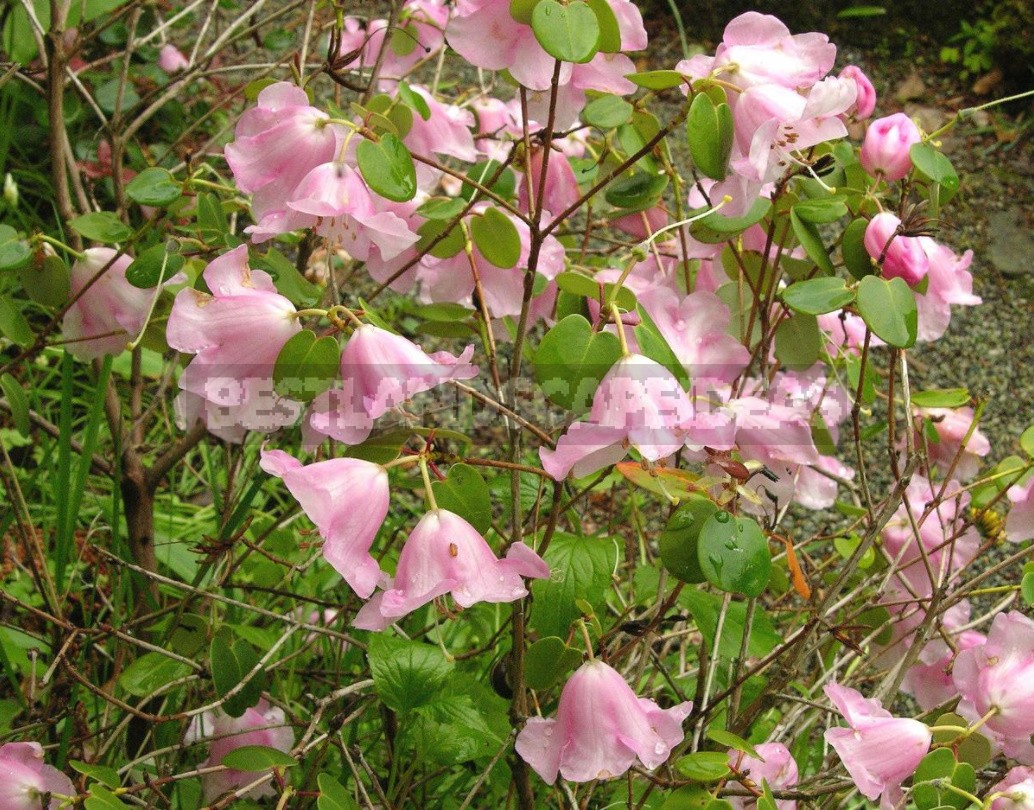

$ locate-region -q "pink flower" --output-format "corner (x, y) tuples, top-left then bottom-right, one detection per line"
(839, 65), (876, 119)
(158, 44), (189, 73)
(638, 289), (751, 384)
(62, 247), (150, 360)
(354, 509), (549, 630)
(1006, 477), (1034, 543)
(186, 699), (294, 803)
(991, 767), (1034, 810)
(860, 113), (921, 181)
(902, 627), (985, 711)
(726, 743), (798, 810)
(515, 660), (692, 783)
(540, 355), (695, 480)
(0, 742), (75, 810)
(917, 406), (990, 480)
(864, 212), (929, 285)
(402, 86), (478, 173)
(260, 449), (389, 598)
(823, 682), (931, 809)
(915, 237), (981, 341)
(953, 611), (1034, 761)
(341, 324), (477, 419)
(167, 245), (302, 435)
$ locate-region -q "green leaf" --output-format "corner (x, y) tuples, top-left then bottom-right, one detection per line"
(510, 0), (543, 23)
(18, 253), (70, 306)
(781, 277), (855, 315)
(357, 134), (417, 202)
(707, 727), (761, 760)
(125, 241), (184, 288)
(71, 760), (121, 788)
(625, 70), (685, 90)
(196, 193), (228, 240)
(0, 224), (31, 271)
(126, 167), (181, 207)
(470, 206), (521, 269)
(555, 271), (636, 311)
(585, 0), (621, 52)
(659, 496), (718, 584)
(69, 212), (133, 244)
(368, 634), (454, 713)
(318, 773), (361, 810)
(582, 94), (634, 129)
(697, 512), (771, 597)
(790, 209), (834, 273)
(398, 81), (431, 120)
(273, 330), (340, 402)
(1019, 425), (1034, 457)
(530, 533), (617, 638)
(0, 373), (30, 437)
(774, 313), (821, 371)
(1022, 570), (1034, 606)
(0, 295), (35, 347)
(792, 197), (848, 224)
(252, 247), (323, 307)
(675, 751), (731, 782)
(220, 745), (296, 771)
(687, 92), (733, 181)
(604, 171), (668, 212)
(911, 388), (970, 408)
(690, 199), (771, 244)
(85, 784), (131, 809)
(418, 197), (467, 220)
(118, 652), (191, 698)
(524, 636), (583, 690)
(910, 143), (960, 200)
(531, 0), (600, 64)
(210, 634), (265, 717)
(842, 218), (875, 279)
(856, 275), (917, 348)
(432, 464), (493, 534)
(532, 314), (621, 412)
(460, 160), (517, 203)
(837, 5), (888, 18)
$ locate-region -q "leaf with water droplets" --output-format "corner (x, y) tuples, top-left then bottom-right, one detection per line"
(697, 512), (771, 597)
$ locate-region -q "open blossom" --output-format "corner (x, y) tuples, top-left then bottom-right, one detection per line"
(727, 743), (798, 810)
(991, 767), (1034, 810)
(916, 406), (990, 480)
(860, 113), (921, 181)
(62, 247), (150, 360)
(540, 355), (694, 480)
(823, 682), (931, 809)
(167, 245), (302, 435)
(260, 449), (389, 598)
(1006, 477), (1034, 543)
(0, 742), (75, 810)
(915, 237), (981, 341)
(953, 610), (1034, 762)
(354, 509), (549, 630)
(515, 660), (692, 783)
(864, 212), (929, 285)
(186, 699), (294, 803)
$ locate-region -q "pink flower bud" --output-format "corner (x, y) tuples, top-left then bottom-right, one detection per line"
(839, 65), (876, 119)
(515, 660), (692, 783)
(991, 767), (1034, 810)
(0, 742), (75, 809)
(864, 212), (929, 285)
(860, 113), (921, 181)
(158, 44), (189, 73)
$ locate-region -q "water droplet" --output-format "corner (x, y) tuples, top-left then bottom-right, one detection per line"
(724, 539), (738, 551)
(654, 742), (666, 755)
(708, 553), (724, 576)
(714, 511), (731, 524)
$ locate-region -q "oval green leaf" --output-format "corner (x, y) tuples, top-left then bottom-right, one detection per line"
(697, 512), (771, 597)
(356, 134), (417, 202)
(781, 277), (855, 315)
(531, 0), (600, 64)
(856, 275), (917, 348)
(470, 206), (521, 269)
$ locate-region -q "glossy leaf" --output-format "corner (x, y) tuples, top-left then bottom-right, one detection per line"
(583, 94), (634, 129)
(470, 206), (521, 269)
(0, 224), (30, 271)
(357, 134), (417, 202)
(126, 167), (181, 207)
(432, 463), (492, 534)
(781, 277), (855, 315)
(687, 92), (733, 181)
(532, 314), (621, 412)
(659, 496), (718, 584)
(774, 313), (821, 370)
(126, 241), (184, 288)
(697, 512), (771, 597)
(856, 275), (917, 348)
(69, 212), (133, 244)
(220, 745), (296, 771)
(524, 636), (584, 690)
(18, 253), (70, 306)
(531, 0), (600, 64)
(790, 209), (834, 273)
(273, 330), (340, 402)
(675, 751), (731, 782)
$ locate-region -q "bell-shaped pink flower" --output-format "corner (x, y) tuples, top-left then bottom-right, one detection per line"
(186, 699), (295, 803)
(0, 742), (75, 810)
(353, 509), (549, 630)
(839, 65), (876, 119)
(823, 682), (931, 809)
(726, 742), (799, 810)
(860, 113), (921, 181)
(260, 449), (389, 598)
(515, 660), (692, 784)
(167, 245), (302, 435)
(62, 247), (150, 360)
(864, 212), (929, 285)
(954, 611), (1034, 761)
(339, 324), (477, 419)
(1006, 477), (1034, 544)
(915, 237), (980, 341)
(991, 767), (1034, 810)
(158, 44), (189, 73)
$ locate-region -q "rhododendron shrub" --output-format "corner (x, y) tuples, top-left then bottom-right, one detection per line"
(1, 2), (1033, 809)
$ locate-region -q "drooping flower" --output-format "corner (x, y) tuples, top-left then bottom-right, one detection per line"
(0, 742), (75, 810)
(1006, 476), (1034, 543)
(823, 682), (932, 809)
(61, 247), (151, 360)
(515, 660), (692, 783)
(167, 245), (302, 435)
(864, 212), (929, 285)
(353, 509), (549, 630)
(915, 237), (981, 341)
(260, 449), (389, 598)
(859, 113), (921, 181)
(991, 767), (1034, 810)
(953, 610), (1034, 762)
(186, 699), (295, 803)
(726, 742), (799, 810)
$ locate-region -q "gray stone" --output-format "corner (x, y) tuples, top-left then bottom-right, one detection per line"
(988, 208), (1034, 278)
